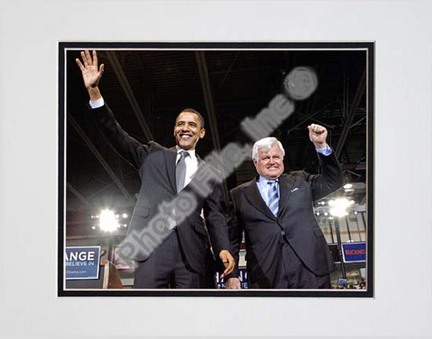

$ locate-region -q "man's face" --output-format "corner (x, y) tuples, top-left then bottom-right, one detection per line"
(254, 144), (284, 179)
(173, 112), (205, 150)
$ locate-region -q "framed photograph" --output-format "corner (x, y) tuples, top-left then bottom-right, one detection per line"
(59, 42), (374, 297)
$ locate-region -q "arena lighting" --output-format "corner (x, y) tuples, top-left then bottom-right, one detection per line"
(98, 209), (120, 232)
(329, 197), (355, 217)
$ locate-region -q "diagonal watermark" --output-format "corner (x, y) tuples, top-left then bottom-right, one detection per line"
(116, 66), (318, 263)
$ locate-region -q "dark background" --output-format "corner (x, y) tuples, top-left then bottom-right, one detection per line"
(63, 44), (370, 239)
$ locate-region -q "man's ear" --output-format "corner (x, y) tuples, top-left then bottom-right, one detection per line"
(199, 128), (206, 139)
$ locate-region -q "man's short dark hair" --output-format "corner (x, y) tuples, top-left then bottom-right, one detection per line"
(179, 108), (205, 129)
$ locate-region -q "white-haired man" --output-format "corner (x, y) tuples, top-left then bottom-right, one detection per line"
(226, 124), (343, 289)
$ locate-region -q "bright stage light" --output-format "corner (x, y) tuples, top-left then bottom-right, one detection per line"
(98, 209), (120, 232)
(329, 197), (354, 217)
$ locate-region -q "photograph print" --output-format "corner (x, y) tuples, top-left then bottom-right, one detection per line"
(59, 42), (374, 297)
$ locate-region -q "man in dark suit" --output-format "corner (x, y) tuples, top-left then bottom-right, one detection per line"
(76, 50), (234, 288)
(226, 125), (343, 289)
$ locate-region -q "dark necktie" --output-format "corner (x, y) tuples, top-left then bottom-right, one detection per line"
(267, 179), (279, 216)
(176, 151), (189, 192)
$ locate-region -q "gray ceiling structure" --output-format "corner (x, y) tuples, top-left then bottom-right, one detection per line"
(64, 44), (372, 238)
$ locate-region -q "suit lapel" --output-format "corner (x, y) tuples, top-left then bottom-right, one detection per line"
(164, 148), (177, 193)
(277, 173), (296, 216)
(243, 178), (276, 220)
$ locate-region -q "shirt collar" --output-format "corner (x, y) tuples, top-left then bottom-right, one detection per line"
(257, 175), (279, 185)
(176, 146), (196, 159)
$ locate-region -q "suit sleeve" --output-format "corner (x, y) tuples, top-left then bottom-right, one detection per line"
(308, 151), (344, 201)
(202, 169), (231, 261)
(226, 188), (244, 278)
(91, 104), (151, 169)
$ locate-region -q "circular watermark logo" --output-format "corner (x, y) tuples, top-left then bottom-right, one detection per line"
(283, 66), (318, 100)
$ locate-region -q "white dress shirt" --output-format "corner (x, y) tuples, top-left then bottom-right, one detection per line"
(256, 176), (280, 206)
(176, 147), (199, 188)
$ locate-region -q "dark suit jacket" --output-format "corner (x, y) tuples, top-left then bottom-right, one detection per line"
(91, 104), (230, 276)
(229, 152), (343, 288)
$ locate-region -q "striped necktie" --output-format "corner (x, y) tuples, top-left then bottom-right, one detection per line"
(176, 151), (189, 192)
(267, 179), (279, 216)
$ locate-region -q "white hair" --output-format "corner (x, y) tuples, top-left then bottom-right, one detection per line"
(252, 137), (285, 161)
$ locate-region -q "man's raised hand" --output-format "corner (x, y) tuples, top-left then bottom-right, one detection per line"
(308, 123), (328, 148)
(75, 50), (104, 92)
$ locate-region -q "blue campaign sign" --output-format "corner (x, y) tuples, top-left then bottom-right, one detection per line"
(216, 267), (248, 289)
(342, 242), (366, 262)
(65, 246), (101, 280)
(238, 268), (248, 289)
